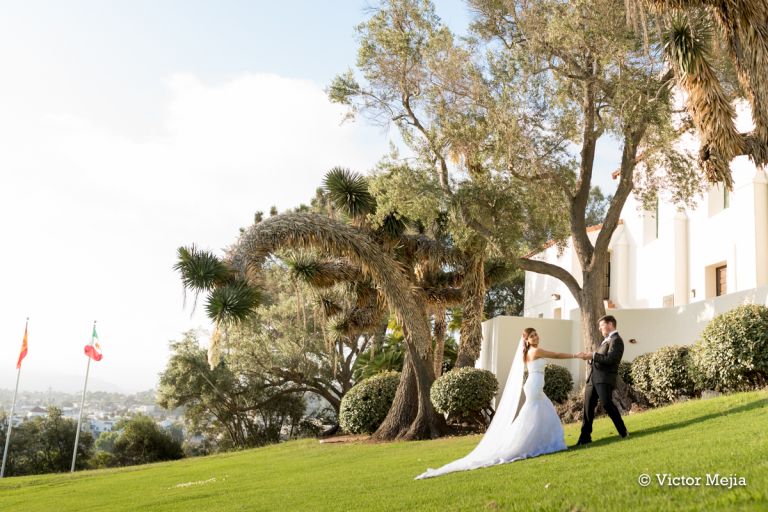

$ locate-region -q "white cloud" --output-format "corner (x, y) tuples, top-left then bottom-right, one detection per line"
(0, 72), (391, 392)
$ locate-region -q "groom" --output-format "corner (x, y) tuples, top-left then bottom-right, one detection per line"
(575, 315), (628, 445)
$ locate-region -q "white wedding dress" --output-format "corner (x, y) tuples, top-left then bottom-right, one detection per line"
(416, 339), (567, 479)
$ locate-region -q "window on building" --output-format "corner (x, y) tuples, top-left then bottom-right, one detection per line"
(603, 259), (611, 301)
(708, 183), (730, 216)
(662, 294), (674, 307)
(553, 307), (562, 320)
(716, 265), (727, 296)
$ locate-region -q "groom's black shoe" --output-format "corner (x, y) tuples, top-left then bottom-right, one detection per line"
(574, 439), (592, 447)
(621, 432), (630, 440)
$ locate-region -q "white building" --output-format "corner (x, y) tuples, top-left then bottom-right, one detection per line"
(90, 419), (116, 436)
(26, 406), (48, 419)
(479, 103), (768, 391)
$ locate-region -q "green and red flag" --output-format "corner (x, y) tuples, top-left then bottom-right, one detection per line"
(84, 325), (103, 361)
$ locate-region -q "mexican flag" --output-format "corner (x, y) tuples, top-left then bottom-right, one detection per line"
(84, 325), (103, 361)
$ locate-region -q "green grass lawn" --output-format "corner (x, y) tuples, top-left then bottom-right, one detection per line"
(1, 389), (766, 512)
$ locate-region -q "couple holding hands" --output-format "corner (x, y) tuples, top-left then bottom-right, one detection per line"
(416, 315), (628, 480)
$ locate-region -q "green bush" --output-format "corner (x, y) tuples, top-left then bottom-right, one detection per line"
(646, 346), (696, 405)
(543, 364), (573, 403)
(339, 371), (400, 434)
(430, 367), (498, 421)
(690, 304), (768, 392)
(618, 361), (634, 386)
(630, 352), (654, 399)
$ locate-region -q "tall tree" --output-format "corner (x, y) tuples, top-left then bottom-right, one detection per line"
(332, 0), (705, 354)
(157, 332), (306, 450)
(331, 3), (566, 366)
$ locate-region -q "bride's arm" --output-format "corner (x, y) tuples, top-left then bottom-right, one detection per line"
(530, 347), (575, 360)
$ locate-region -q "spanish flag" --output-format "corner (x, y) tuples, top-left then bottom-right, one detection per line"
(84, 325), (103, 361)
(16, 322), (28, 369)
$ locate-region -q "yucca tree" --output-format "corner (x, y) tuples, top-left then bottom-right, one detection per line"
(317, 167), (467, 438)
(174, 245), (261, 367)
(230, 211), (449, 440)
(647, 0), (768, 186)
(176, 166), (483, 440)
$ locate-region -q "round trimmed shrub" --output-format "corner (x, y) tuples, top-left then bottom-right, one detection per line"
(630, 352), (654, 399)
(618, 361), (634, 386)
(690, 304), (768, 391)
(339, 371), (399, 434)
(646, 345), (695, 405)
(430, 367), (498, 421)
(543, 364), (573, 403)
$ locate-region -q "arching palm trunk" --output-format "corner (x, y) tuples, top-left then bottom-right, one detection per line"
(233, 213), (448, 440)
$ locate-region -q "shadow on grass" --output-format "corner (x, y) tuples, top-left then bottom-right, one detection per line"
(579, 396), (768, 450)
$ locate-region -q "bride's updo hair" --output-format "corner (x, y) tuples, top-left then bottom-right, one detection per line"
(522, 327), (536, 361)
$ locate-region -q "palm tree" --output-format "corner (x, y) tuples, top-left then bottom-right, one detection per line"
(647, 0), (768, 186)
(173, 245), (261, 367)
(230, 211), (450, 440)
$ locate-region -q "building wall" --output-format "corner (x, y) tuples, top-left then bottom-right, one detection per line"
(524, 101), (768, 318)
(525, 166), (768, 318)
(480, 285), (768, 399)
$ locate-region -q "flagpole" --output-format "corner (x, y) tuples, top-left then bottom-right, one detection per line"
(1, 368), (22, 478)
(2, 318), (28, 479)
(71, 321), (95, 473)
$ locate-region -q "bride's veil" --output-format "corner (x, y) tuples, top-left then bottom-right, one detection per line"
(415, 336), (526, 479)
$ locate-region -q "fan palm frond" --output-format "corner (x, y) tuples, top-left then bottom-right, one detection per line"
(174, 245), (232, 293)
(204, 280), (261, 325)
(665, 14), (742, 187)
(707, 0), (768, 165)
(377, 211), (408, 240)
(285, 253), (364, 287)
(285, 253), (321, 282)
(317, 294), (344, 317)
(323, 167), (377, 219)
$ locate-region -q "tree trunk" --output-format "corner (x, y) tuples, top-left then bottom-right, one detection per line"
(372, 330), (449, 440)
(372, 350), (418, 440)
(578, 272), (606, 351)
(455, 251), (485, 368)
(433, 306), (446, 377)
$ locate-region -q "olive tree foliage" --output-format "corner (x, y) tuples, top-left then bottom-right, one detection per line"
(157, 331), (306, 451)
(330, 3), (569, 366)
(111, 415), (184, 466)
(331, 0), (708, 351)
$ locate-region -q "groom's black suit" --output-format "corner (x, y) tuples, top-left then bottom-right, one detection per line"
(578, 331), (628, 444)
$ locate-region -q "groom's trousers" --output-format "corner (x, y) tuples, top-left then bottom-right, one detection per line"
(579, 382), (628, 442)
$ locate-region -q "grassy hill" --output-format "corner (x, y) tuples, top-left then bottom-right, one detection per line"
(1, 389), (766, 511)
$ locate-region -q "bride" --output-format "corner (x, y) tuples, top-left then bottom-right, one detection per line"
(416, 327), (577, 479)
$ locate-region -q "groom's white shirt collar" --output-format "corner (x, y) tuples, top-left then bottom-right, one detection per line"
(601, 330), (617, 344)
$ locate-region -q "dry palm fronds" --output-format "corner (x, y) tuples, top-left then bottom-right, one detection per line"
(232, 212), (433, 357)
(665, 13), (742, 187)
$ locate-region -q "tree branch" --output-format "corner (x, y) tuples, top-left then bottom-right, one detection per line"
(516, 257), (582, 302)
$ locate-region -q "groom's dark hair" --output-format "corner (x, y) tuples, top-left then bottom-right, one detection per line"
(598, 315), (617, 327)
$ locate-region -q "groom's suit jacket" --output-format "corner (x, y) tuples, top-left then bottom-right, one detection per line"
(586, 332), (624, 386)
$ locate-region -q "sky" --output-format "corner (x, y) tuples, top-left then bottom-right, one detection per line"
(0, 1), (621, 393)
